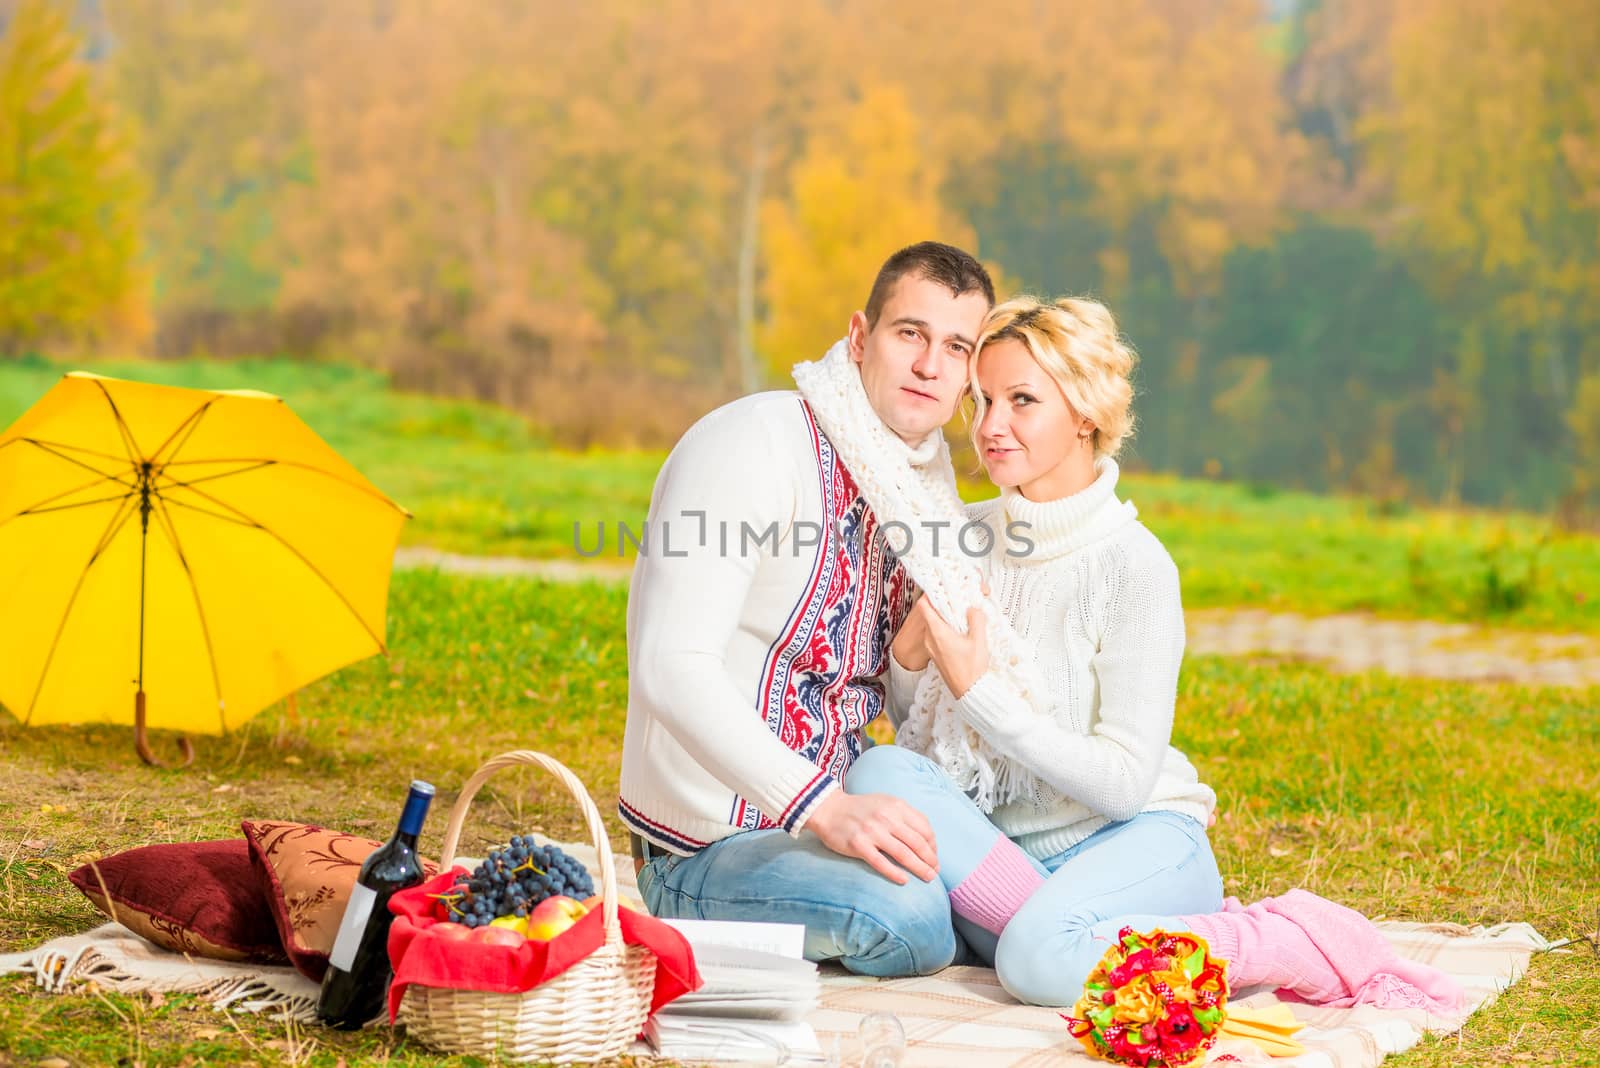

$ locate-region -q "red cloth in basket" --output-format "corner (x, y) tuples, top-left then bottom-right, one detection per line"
(386, 868), (702, 1023)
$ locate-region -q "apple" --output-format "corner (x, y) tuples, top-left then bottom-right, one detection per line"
(428, 922), (475, 942)
(526, 895), (589, 940)
(490, 915), (530, 937)
(469, 924), (526, 948)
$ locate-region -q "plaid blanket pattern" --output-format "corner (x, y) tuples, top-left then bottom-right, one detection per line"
(809, 920), (1549, 1068)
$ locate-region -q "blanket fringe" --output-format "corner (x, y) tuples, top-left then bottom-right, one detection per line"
(210, 978), (319, 1022)
(10, 942), (317, 1020)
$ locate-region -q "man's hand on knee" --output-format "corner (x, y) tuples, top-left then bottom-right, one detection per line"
(805, 791), (938, 885)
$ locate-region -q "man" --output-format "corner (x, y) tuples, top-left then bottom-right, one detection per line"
(618, 241), (994, 975)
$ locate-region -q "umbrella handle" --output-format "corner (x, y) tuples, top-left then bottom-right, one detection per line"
(134, 690), (195, 769)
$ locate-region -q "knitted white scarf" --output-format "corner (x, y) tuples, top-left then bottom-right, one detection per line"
(793, 339), (1049, 811)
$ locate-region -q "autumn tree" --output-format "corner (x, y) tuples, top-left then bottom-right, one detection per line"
(759, 84), (979, 375)
(104, 0), (301, 344)
(1371, 0), (1599, 318)
(1282, 0), (1395, 207)
(1566, 371), (1600, 520)
(51, 0), (1597, 498)
(272, 1), (603, 405)
(0, 0), (145, 355)
(643, 1), (851, 393)
(1363, 0), (1600, 504)
(1202, 223), (1441, 493)
(841, 0), (1303, 298)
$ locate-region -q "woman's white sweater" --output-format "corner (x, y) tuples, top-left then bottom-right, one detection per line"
(890, 461), (1215, 861)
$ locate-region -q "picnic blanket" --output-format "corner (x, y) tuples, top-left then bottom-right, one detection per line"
(2, 838), (1552, 1068)
(807, 921), (1549, 1067)
(0, 920), (322, 1020)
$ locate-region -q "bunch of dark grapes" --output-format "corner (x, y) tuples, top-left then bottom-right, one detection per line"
(434, 837), (596, 927)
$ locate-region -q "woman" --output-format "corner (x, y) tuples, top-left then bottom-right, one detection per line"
(846, 296), (1463, 1013)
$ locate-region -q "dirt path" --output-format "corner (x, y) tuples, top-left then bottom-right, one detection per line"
(1185, 608), (1600, 687)
(394, 547), (1600, 687)
(393, 546), (632, 582)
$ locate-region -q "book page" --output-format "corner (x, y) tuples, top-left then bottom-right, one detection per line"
(662, 918), (807, 958)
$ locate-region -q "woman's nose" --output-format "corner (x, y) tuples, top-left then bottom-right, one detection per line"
(980, 405), (1005, 438)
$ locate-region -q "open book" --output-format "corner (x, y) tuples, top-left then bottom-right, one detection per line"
(645, 919), (825, 1064)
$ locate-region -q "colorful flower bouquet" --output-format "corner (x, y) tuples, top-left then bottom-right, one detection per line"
(1063, 928), (1229, 1067)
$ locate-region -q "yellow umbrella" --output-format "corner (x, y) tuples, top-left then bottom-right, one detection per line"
(0, 372), (409, 766)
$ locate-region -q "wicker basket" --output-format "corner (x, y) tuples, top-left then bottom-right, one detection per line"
(396, 750), (658, 1063)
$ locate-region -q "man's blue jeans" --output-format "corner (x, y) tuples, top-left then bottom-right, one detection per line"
(636, 820), (958, 977)
(844, 745), (1224, 1006)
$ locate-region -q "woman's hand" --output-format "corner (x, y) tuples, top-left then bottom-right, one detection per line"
(891, 596), (933, 672)
(923, 600), (990, 700)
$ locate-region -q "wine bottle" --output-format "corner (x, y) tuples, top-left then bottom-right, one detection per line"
(316, 779), (435, 1029)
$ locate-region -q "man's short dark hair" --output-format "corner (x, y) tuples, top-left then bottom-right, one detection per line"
(863, 242), (995, 328)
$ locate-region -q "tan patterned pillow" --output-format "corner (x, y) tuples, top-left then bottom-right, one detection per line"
(242, 819), (439, 980)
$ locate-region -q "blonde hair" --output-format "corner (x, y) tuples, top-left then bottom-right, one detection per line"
(972, 295), (1138, 459)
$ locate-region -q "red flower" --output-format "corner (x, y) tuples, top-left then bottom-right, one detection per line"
(1156, 1002), (1203, 1056)
(1112, 1025), (1161, 1067)
(1107, 948), (1167, 986)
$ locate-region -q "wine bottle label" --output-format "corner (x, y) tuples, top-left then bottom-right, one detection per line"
(328, 883), (378, 973)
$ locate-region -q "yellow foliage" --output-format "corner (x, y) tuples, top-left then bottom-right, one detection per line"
(0, 0), (148, 352)
(759, 84), (977, 374)
(275, 0), (606, 379)
(838, 0), (1302, 297)
(1051, 0), (1302, 294)
(1370, 0), (1600, 324)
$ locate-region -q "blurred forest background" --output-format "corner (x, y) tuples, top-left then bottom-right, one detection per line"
(1, 0), (1597, 516)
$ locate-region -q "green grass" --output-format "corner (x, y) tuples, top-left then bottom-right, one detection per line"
(1122, 473), (1596, 633)
(2, 570), (1596, 1065)
(4, 354), (1595, 631)
(1, 569), (633, 1066)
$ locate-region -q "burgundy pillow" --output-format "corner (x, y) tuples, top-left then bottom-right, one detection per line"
(68, 840), (285, 963)
(243, 819), (439, 981)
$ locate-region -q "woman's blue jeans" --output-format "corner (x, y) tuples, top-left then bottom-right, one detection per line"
(843, 744), (1224, 1006)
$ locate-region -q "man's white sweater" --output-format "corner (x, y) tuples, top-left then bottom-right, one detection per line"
(619, 391), (930, 854)
(889, 461), (1216, 860)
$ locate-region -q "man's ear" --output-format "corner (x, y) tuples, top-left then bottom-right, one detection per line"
(847, 311), (870, 364)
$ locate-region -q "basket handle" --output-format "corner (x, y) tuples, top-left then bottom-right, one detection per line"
(436, 750), (625, 945)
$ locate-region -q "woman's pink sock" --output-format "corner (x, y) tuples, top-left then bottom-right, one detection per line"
(1182, 899), (1347, 1001)
(949, 837), (1045, 936)
(1183, 890), (1465, 1013)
